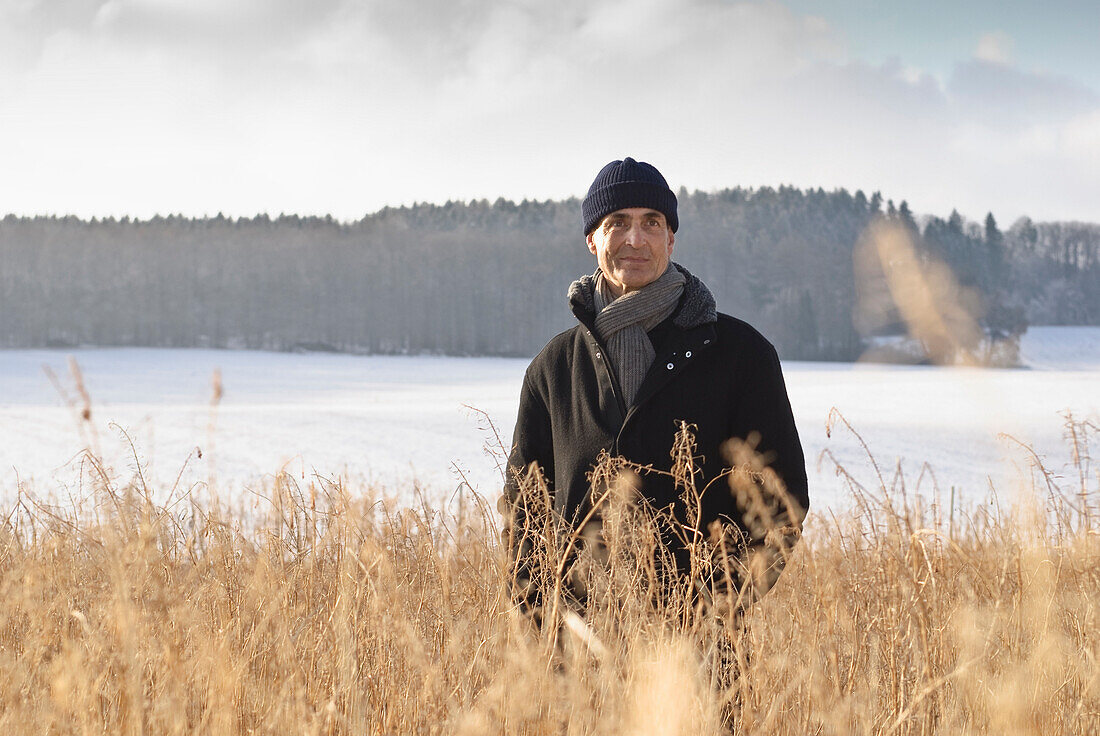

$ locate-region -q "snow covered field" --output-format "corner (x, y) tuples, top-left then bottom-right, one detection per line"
(1, 327), (1097, 514)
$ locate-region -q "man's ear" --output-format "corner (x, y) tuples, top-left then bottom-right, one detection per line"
(586, 232), (597, 255)
(667, 231), (675, 256)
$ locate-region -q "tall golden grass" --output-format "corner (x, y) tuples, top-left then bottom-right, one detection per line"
(1, 412), (1097, 734)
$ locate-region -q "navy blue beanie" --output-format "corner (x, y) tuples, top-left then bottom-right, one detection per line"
(582, 157), (678, 235)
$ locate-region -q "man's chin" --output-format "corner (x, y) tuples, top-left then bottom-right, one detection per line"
(619, 276), (657, 292)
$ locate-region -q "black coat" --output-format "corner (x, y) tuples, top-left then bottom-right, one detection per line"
(503, 265), (809, 599)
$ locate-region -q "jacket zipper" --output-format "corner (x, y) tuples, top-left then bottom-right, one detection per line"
(588, 331), (627, 453)
(612, 333), (710, 453)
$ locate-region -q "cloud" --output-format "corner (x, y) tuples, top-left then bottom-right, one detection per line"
(0, 0), (106, 70)
(974, 30), (1014, 65)
(949, 58), (1098, 128)
(0, 0), (1097, 224)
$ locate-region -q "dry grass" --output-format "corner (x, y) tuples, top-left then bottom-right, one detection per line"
(1, 413), (1098, 735)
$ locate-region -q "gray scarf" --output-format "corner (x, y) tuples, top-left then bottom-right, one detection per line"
(593, 266), (686, 406)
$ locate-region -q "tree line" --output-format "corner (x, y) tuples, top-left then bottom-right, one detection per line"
(1, 187), (1096, 361)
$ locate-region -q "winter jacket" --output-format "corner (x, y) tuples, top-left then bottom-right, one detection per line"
(502, 263), (809, 605)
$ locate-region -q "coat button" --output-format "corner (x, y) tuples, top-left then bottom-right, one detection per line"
(666, 362), (674, 370)
(595, 352), (601, 358)
(685, 350), (692, 358)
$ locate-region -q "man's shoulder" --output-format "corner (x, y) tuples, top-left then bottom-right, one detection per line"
(713, 312), (779, 356)
(525, 325), (588, 376)
(709, 313), (785, 375)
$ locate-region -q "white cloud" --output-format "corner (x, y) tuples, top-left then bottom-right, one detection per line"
(974, 30), (1014, 65)
(949, 58), (1097, 128)
(0, 0), (1096, 224)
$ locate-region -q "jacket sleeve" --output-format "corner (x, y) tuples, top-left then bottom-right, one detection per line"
(499, 369), (555, 611)
(740, 341), (808, 516)
(724, 340), (808, 601)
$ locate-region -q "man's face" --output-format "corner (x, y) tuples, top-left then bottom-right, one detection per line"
(586, 208), (675, 298)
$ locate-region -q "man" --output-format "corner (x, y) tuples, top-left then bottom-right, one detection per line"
(502, 157), (808, 618)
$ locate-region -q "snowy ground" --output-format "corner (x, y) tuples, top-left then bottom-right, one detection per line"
(1, 327), (1097, 514)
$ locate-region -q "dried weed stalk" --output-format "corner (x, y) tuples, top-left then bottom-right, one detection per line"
(1, 415), (1097, 734)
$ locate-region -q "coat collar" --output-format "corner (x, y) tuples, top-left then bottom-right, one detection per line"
(568, 262), (718, 330)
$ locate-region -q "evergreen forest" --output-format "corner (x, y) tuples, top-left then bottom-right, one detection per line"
(2, 187), (1097, 362)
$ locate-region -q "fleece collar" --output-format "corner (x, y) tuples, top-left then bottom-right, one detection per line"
(568, 262), (717, 330)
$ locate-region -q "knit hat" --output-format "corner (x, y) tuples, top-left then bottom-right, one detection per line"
(582, 157), (678, 235)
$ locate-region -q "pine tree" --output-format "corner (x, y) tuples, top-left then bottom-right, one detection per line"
(898, 201), (917, 232)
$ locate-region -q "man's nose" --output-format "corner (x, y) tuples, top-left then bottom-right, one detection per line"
(623, 221), (647, 246)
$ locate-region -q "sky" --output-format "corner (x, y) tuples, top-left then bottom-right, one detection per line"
(0, 0), (1097, 225)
